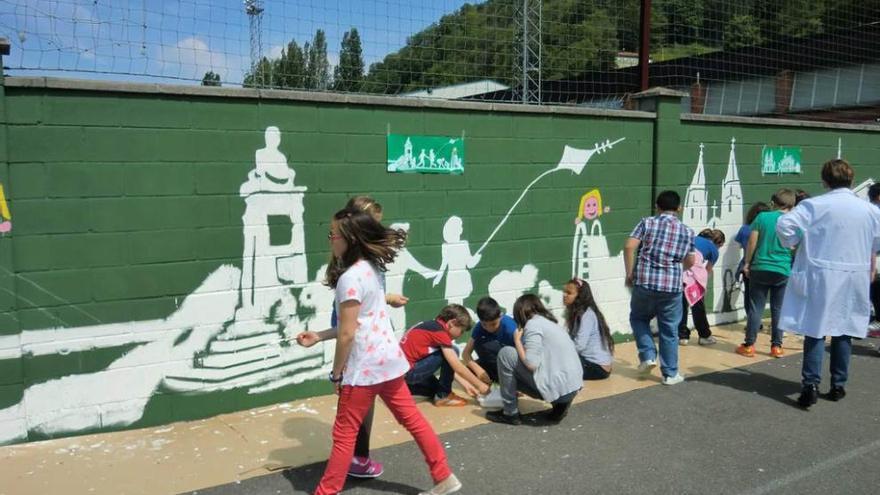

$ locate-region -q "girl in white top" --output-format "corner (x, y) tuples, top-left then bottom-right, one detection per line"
(563, 278), (614, 380)
(313, 207), (460, 495)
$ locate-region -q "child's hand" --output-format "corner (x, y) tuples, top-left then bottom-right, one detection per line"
(514, 328), (524, 343)
(462, 382), (480, 398)
(386, 293), (409, 308)
(296, 331), (320, 348)
(477, 370), (491, 385)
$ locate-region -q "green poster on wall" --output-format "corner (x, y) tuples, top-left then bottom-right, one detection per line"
(761, 147), (802, 174)
(387, 134), (464, 174)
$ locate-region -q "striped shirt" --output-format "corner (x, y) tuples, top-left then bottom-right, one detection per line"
(630, 213), (695, 293)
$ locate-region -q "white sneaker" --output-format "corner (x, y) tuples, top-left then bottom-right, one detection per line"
(419, 474), (462, 495)
(662, 374), (685, 386)
(698, 336), (718, 345)
(637, 359), (657, 374)
(679, 338), (689, 346)
(477, 387), (503, 409)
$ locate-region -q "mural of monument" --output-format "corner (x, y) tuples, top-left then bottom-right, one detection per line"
(0, 127), (333, 444)
(682, 139), (744, 321)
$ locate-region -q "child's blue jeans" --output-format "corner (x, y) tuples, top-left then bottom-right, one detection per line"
(404, 351), (454, 399)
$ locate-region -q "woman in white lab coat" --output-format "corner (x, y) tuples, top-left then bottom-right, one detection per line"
(776, 159), (880, 408)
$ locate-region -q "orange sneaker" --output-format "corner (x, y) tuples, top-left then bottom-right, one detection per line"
(735, 344), (755, 357)
(434, 393), (468, 407)
(770, 345), (784, 358)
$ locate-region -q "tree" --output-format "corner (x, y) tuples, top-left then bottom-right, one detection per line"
(723, 15), (763, 49)
(243, 57), (278, 88)
(333, 28), (365, 92)
(201, 71), (221, 86)
(278, 40), (307, 89)
(305, 29), (331, 90)
(659, 0), (704, 45)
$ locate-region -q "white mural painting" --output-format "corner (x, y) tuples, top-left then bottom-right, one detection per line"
(434, 138), (626, 313)
(387, 222), (438, 332)
(474, 138), (625, 257)
(0, 266), (241, 444)
(681, 139), (744, 322)
(487, 264), (539, 313)
(432, 216), (481, 306)
(0, 131), (629, 444)
(569, 188), (631, 333)
(0, 127), (332, 444)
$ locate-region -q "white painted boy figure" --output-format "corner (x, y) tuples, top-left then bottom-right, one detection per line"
(386, 222), (439, 332)
(776, 159), (880, 408)
(433, 216), (481, 305)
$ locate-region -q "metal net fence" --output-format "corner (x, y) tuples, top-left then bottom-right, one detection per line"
(1, 1), (879, 122)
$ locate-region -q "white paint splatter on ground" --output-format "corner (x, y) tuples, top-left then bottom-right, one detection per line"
(287, 404), (319, 415)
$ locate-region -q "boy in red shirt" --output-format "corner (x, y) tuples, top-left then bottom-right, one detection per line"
(401, 304), (490, 406)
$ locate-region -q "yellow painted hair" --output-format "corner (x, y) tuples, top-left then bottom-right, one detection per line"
(577, 189), (603, 220)
(0, 183), (10, 220)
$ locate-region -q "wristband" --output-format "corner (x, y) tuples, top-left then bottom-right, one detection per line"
(328, 372), (343, 383)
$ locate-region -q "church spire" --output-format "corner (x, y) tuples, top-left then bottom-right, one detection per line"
(691, 143), (707, 187)
(724, 138), (739, 184)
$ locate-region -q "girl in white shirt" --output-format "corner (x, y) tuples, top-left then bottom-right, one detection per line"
(313, 207), (460, 495)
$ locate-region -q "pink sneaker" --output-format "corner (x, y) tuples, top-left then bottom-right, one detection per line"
(348, 456), (384, 478)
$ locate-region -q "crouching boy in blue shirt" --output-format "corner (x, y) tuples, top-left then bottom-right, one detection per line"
(462, 297), (517, 384)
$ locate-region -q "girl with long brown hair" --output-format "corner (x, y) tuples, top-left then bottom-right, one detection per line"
(563, 278), (614, 380)
(312, 207), (460, 495)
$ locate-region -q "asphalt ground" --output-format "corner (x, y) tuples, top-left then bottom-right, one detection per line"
(190, 339), (880, 495)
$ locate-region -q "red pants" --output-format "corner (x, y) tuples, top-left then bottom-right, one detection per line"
(314, 376), (451, 495)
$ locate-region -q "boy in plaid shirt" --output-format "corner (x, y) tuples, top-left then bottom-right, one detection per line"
(624, 190), (696, 385)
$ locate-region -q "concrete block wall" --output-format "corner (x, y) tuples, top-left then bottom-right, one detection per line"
(0, 81), (657, 444)
(0, 81), (877, 444)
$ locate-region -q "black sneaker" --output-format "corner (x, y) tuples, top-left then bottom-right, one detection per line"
(826, 386), (846, 402)
(798, 384), (819, 409)
(485, 409), (522, 425)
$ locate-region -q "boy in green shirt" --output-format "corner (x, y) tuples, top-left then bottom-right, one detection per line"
(737, 188), (796, 358)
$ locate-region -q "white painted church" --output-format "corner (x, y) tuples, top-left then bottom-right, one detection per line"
(682, 139), (745, 320)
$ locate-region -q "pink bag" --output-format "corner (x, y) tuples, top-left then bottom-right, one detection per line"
(682, 250), (708, 306)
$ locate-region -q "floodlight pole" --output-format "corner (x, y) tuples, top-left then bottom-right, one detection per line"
(639, 0), (652, 91)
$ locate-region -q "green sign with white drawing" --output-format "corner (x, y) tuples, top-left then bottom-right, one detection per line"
(387, 134), (464, 174)
(761, 146), (802, 174)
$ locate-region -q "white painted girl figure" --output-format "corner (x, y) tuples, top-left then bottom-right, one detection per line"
(433, 216), (481, 305)
(572, 189), (611, 278)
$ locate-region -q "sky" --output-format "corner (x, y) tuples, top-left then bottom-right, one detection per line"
(0, 0), (473, 85)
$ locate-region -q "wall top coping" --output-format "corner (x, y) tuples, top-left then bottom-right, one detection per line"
(3, 76), (658, 120)
(631, 87), (689, 99)
(683, 112), (880, 132)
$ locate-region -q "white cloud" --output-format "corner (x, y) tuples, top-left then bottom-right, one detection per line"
(158, 36), (247, 83)
(266, 44), (285, 61)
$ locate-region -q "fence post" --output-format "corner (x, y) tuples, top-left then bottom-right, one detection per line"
(631, 87), (687, 207)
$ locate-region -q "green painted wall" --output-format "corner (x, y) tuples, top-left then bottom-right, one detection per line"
(0, 82), (876, 445)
